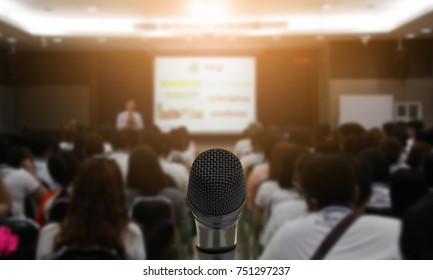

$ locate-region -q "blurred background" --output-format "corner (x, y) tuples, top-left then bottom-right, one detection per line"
(0, 0), (433, 260)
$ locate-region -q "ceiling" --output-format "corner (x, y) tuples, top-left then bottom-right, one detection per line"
(1, 0), (433, 51)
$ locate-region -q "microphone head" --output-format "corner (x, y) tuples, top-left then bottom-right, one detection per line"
(187, 148), (246, 217)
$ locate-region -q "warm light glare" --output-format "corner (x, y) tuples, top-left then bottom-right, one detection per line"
(1, 0), (433, 37)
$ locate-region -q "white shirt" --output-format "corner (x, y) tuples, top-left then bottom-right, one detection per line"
(59, 141), (73, 152)
(0, 166), (40, 218)
(240, 152), (264, 172)
(36, 222), (146, 260)
(390, 162), (410, 174)
(255, 181), (300, 215)
(159, 158), (189, 193)
(367, 182), (391, 209)
(234, 138), (252, 158)
(116, 111), (144, 130)
(34, 158), (57, 190)
(260, 206), (401, 260)
(167, 143), (196, 168)
(108, 151), (129, 184)
(260, 199), (307, 246)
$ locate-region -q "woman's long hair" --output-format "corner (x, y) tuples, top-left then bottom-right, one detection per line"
(127, 145), (167, 196)
(55, 157), (128, 258)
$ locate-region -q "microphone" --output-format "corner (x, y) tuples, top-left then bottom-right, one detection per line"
(187, 148), (246, 260)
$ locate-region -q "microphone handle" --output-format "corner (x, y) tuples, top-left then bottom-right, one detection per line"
(195, 246), (237, 260)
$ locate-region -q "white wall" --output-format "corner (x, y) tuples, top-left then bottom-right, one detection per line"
(0, 86), (16, 132)
(15, 85), (90, 130)
(328, 79), (433, 128)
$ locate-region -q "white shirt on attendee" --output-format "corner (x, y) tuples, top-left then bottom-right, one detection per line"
(108, 150), (129, 184)
(167, 142), (196, 168)
(0, 165), (40, 218)
(367, 182), (391, 210)
(36, 222), (146, 260)
(260, 206), (401, 260)
(116, 111), (144, 130)
(159, 158), (189, 193)
(240, 152), (264, 172)
(390, 162), (410, 174)
(260, 199), (307, 246)
(234, 138), (252, 158)
(255, 181), (300, 214)
(34, 158), (56, 190)
(59, 142), (73, 152)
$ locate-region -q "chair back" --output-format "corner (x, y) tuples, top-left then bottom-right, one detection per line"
(1, 218), (40, 259)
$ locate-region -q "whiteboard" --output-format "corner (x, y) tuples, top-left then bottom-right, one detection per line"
(339, 95), (394, 129)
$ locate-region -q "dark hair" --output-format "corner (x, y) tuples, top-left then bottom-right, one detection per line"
(28, 131), (56, 157)
(391, 169), (428, 218)
(56, 157), (128, 258)
(111, 131), (128, 151)
(289, 127), (312, 147)
(6, 146), (33, 168)
(401, 193), (433, 259)
(169, 127), (189, 151)
(301, 155), (355, 208)
(364, 128), (383, 148)
(358, 148), (390, 183)
(98, 124), (115, 143)
(48, 151), (79, 188)
(139, 130), (165, 156)
(339, 123), (365, 138)
(316, 139), (340, 154)
(127, 145), (168, 196)
(269, 142), (293, 187)
(407, 120), (424, 132)
(423, 154), (433, 187)
(342, 135), (367, 156)
(383, 122), (408, 146)
(406, 142), (432, 170)
(379, 137), (403, 165)
(73, 133), (104, 161)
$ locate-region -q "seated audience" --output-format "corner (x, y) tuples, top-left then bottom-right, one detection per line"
(36, 157), (145, 260)
(73, 132), (104, 163)
(167, 127), (195, 167)
(126, 146), (188, 223)
(260, 155), (401, 259)
(107, 131), (129, 183)
(35, 151), (78, 226)
(380, 137), (408, 173)
(406, 141), (432, 171)
(0, 146), (47, 218)
(28, 131), (57, 190)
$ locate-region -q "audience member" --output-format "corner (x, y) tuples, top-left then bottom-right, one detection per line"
(28, 131), (57, 190)
(260, 155), (401, 259)
(0, 179), (11, 216)
(36, 157), (145, 259)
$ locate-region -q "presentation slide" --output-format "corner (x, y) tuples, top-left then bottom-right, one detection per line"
(154, 57), (256, 134)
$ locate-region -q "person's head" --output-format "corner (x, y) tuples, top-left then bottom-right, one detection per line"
(406, 142), (432, 171)
(262, 131), (285, 160)
(316, 139), (340, 155)
(48, 151), (79, 188)
(289, 127), (312, 147)
(28, 131), (56, 158)
(423, 154), (433, 188)
(379, 137), (403, 165)
(62, 122), (78, 143)
(391, 169), (428, 218)
(301, 155), (357, 210)
(342, 135), (367, 157)
(301, 155), (356, 210)
(269, 142), (293, 187)
(348, 157), (372, 211)
(314, 123), (332, 144)
(98, 124), (115, 143)
(338, 123), (365, 141)
(407, 120), (424, 139)
(6, 146), (33, 168)
(169, 127), (189, 151)
(364, 128), (383, 148)
(126, 100), (136, 112)
(401, 193), (433, 259)
(276, 145), (310, 189)
(56, 157), (127, 258)
(358, 147), (390, 183)
(140, 130), (165, 157)
(383, 122), (408, 146)
(111, 131), (128, 151)
(127, 145), (167, 196)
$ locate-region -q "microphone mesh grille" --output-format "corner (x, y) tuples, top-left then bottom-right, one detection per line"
(187, 148), (246, 216)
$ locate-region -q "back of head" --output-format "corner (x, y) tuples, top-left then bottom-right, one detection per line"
(339, 123), (365, 138)
(290, 127), (312, 147)
(27, 131), (56, 158)
(358, 147), (390, 183)
(301, 155), (355, 209)
(342, 135), (367, 156)
(348, 157), (372, 208)
(364, 128), (383, 148)
(98, 124), (115, 143)
(57, 157), (127, 256)
(139, 130), (164, 156)
(48, 151), (79, 188)
(111, 131), (128, 151)
(127, 145), (166, 196)
(83, 133), (104, 158)
(6, 146), (33, 168)
(391, 169), (428, 218)
(401, 193), (433, 259)
(380, 137), (403, 165)
(269, 142), (293, 186)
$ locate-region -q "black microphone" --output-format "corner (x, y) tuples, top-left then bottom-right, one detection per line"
(187, 148), (246, 260)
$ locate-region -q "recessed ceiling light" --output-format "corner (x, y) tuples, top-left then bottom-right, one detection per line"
(6, 37), (17, 44)
(406, 33), (416, 39)
(421, 28), (432, 34)
(52, 37), (62, 43)
(86, 6), (98, 13)
(322, 3), (333, 10)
